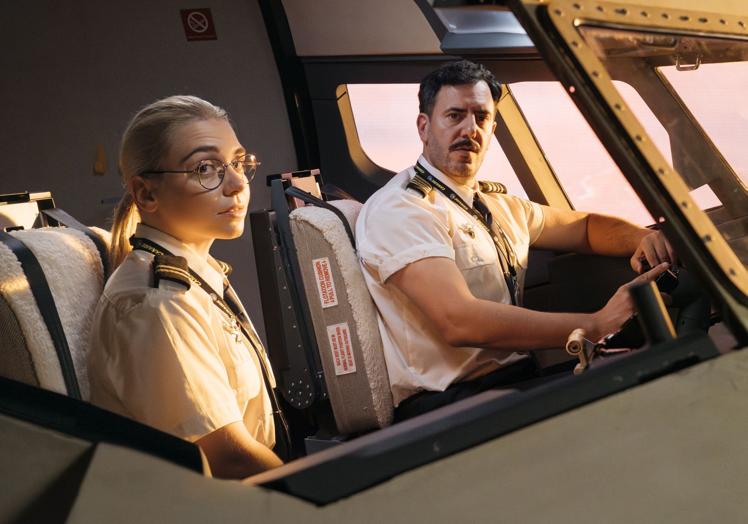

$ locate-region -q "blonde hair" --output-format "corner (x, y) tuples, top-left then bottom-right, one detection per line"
(110, 95), (229, 270)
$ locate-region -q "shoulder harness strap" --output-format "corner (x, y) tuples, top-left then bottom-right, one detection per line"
(152, 255), (192, 290)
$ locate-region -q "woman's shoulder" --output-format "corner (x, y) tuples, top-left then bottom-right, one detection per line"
(101, 250), (194, 314)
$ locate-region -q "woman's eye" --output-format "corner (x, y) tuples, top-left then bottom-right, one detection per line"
(229, 159), (244, 173)
(196, 161), (217, 175)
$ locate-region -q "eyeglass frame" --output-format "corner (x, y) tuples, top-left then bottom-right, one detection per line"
(138, 154), (261, 191)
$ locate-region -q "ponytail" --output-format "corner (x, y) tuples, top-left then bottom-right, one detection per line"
(109, 191), (140, 270)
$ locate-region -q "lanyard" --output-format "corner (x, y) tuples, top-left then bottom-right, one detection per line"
(413, 162), (521, 306)
(130, 236), (292, 456)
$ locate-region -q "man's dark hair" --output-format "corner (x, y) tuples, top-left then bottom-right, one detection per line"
(418, 60), (501, 116)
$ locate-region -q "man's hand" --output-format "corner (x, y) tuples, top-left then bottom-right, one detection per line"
(631, 230), (678, 273)
(590, 262), (670, 341)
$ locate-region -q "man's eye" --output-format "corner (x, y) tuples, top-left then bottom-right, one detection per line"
(447, 113), (461, 121)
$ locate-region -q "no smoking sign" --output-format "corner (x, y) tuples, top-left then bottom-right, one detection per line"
(180, 8), (217, 41)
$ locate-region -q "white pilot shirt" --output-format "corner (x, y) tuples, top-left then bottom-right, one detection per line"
(356, 155), (546, 406)
(87, 223), (276, 447)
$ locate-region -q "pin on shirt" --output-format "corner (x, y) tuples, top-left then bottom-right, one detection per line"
(459, 223), (476, 239)
(223, 317), (243, 344)
(210, 291), (243, 343)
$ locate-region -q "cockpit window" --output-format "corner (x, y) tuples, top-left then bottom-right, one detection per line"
(658, 61), (748, 191)
(510, 80), (655, 225)
(576, 25), (748, 275)
(344, 83), (528, 198)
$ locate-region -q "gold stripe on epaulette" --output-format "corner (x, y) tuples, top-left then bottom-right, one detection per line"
(154, 265), (195, 289)
(406, 175), (434, 198)
(215, 259), (233, 277)
(479, 180), (507, 194)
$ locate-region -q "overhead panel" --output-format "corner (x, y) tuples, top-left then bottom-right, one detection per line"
(281, 0), (442, 56)
(415, 0), (534, 54)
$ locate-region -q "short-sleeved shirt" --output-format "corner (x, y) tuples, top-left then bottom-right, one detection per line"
(87, 223), (276, 447)
(356, 155), (546, 406)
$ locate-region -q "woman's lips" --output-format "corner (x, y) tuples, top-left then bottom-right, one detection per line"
(218, 205), (247, 217)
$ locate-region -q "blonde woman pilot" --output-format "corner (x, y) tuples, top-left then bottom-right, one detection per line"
(88, 95), (285, 478)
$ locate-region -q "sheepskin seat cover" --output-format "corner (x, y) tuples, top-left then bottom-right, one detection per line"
(0, 227), (109, 399)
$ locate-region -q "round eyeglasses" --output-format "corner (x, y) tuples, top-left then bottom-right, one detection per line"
(140, 154), (260, 191)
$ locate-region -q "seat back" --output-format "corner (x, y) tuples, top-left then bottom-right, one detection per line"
(251, 173), (393, 438)
(0, 200), (109, 400)
(290, 200), (393, 433)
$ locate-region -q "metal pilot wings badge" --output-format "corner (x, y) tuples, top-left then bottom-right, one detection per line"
(459, 223), (476, 239)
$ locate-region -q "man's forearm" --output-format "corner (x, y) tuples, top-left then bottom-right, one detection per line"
(447, 298), (600, 351)
(586, 213), (648, 257)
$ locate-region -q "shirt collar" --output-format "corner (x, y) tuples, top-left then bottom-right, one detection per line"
(417, 154), (478, 204)
(134, 223), (226, 297)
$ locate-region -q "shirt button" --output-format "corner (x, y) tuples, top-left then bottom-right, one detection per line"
(471, 255), (481, 263)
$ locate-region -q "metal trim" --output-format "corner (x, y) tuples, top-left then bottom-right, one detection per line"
(542, 0), (748, 296)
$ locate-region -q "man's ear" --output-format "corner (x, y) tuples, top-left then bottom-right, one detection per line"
(417, 112), (430, 143)
(131, 175), (159, 214)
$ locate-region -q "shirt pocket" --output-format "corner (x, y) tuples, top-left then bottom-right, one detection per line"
(222, 335), (262, 403)
(233, 360), (261, 410)
(453, 230), (497, 270)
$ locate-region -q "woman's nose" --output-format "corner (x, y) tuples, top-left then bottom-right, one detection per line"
(223, 165), (248, 195)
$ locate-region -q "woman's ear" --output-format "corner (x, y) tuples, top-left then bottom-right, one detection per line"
(131, 175), (159, 214)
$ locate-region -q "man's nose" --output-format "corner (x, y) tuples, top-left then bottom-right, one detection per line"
(460, 114), (479, 138)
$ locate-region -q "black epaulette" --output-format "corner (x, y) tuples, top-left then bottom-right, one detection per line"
(152, 254), (192, 290)
(215, 258), (233, 277)
(478, 180), (507, 194)
(406, 174), (434, 198)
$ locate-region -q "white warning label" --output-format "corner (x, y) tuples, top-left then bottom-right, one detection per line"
(327, 323), (356, 376)
(312, 257), (338, 308)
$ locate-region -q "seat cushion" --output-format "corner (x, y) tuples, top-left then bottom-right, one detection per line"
(0, 293), (37, 386)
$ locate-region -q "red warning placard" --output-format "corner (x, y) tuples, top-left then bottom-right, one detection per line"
(312, 257), (338, 309)
(180, 8), (217, 41)
(327, 323), (356, 376)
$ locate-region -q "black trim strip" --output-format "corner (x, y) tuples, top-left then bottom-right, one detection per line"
(258, 0), (320, 169)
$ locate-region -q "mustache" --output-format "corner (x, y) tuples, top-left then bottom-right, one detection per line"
(449, 138), (480, 152)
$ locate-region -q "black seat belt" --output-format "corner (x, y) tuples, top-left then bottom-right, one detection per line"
(41, 208), (110, 278)
(0, 231), (82, 399)
(285, 186), (357, 248)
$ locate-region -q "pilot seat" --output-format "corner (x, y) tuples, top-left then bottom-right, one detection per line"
(250, 171), (394, 453)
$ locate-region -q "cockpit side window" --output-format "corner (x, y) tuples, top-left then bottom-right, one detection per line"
(510, 80), (656, 225)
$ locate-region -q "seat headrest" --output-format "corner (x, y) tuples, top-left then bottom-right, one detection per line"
(326, 200), (363, 233)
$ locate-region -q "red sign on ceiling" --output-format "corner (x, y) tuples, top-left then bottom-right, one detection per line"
(180, 8), (217, 41)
